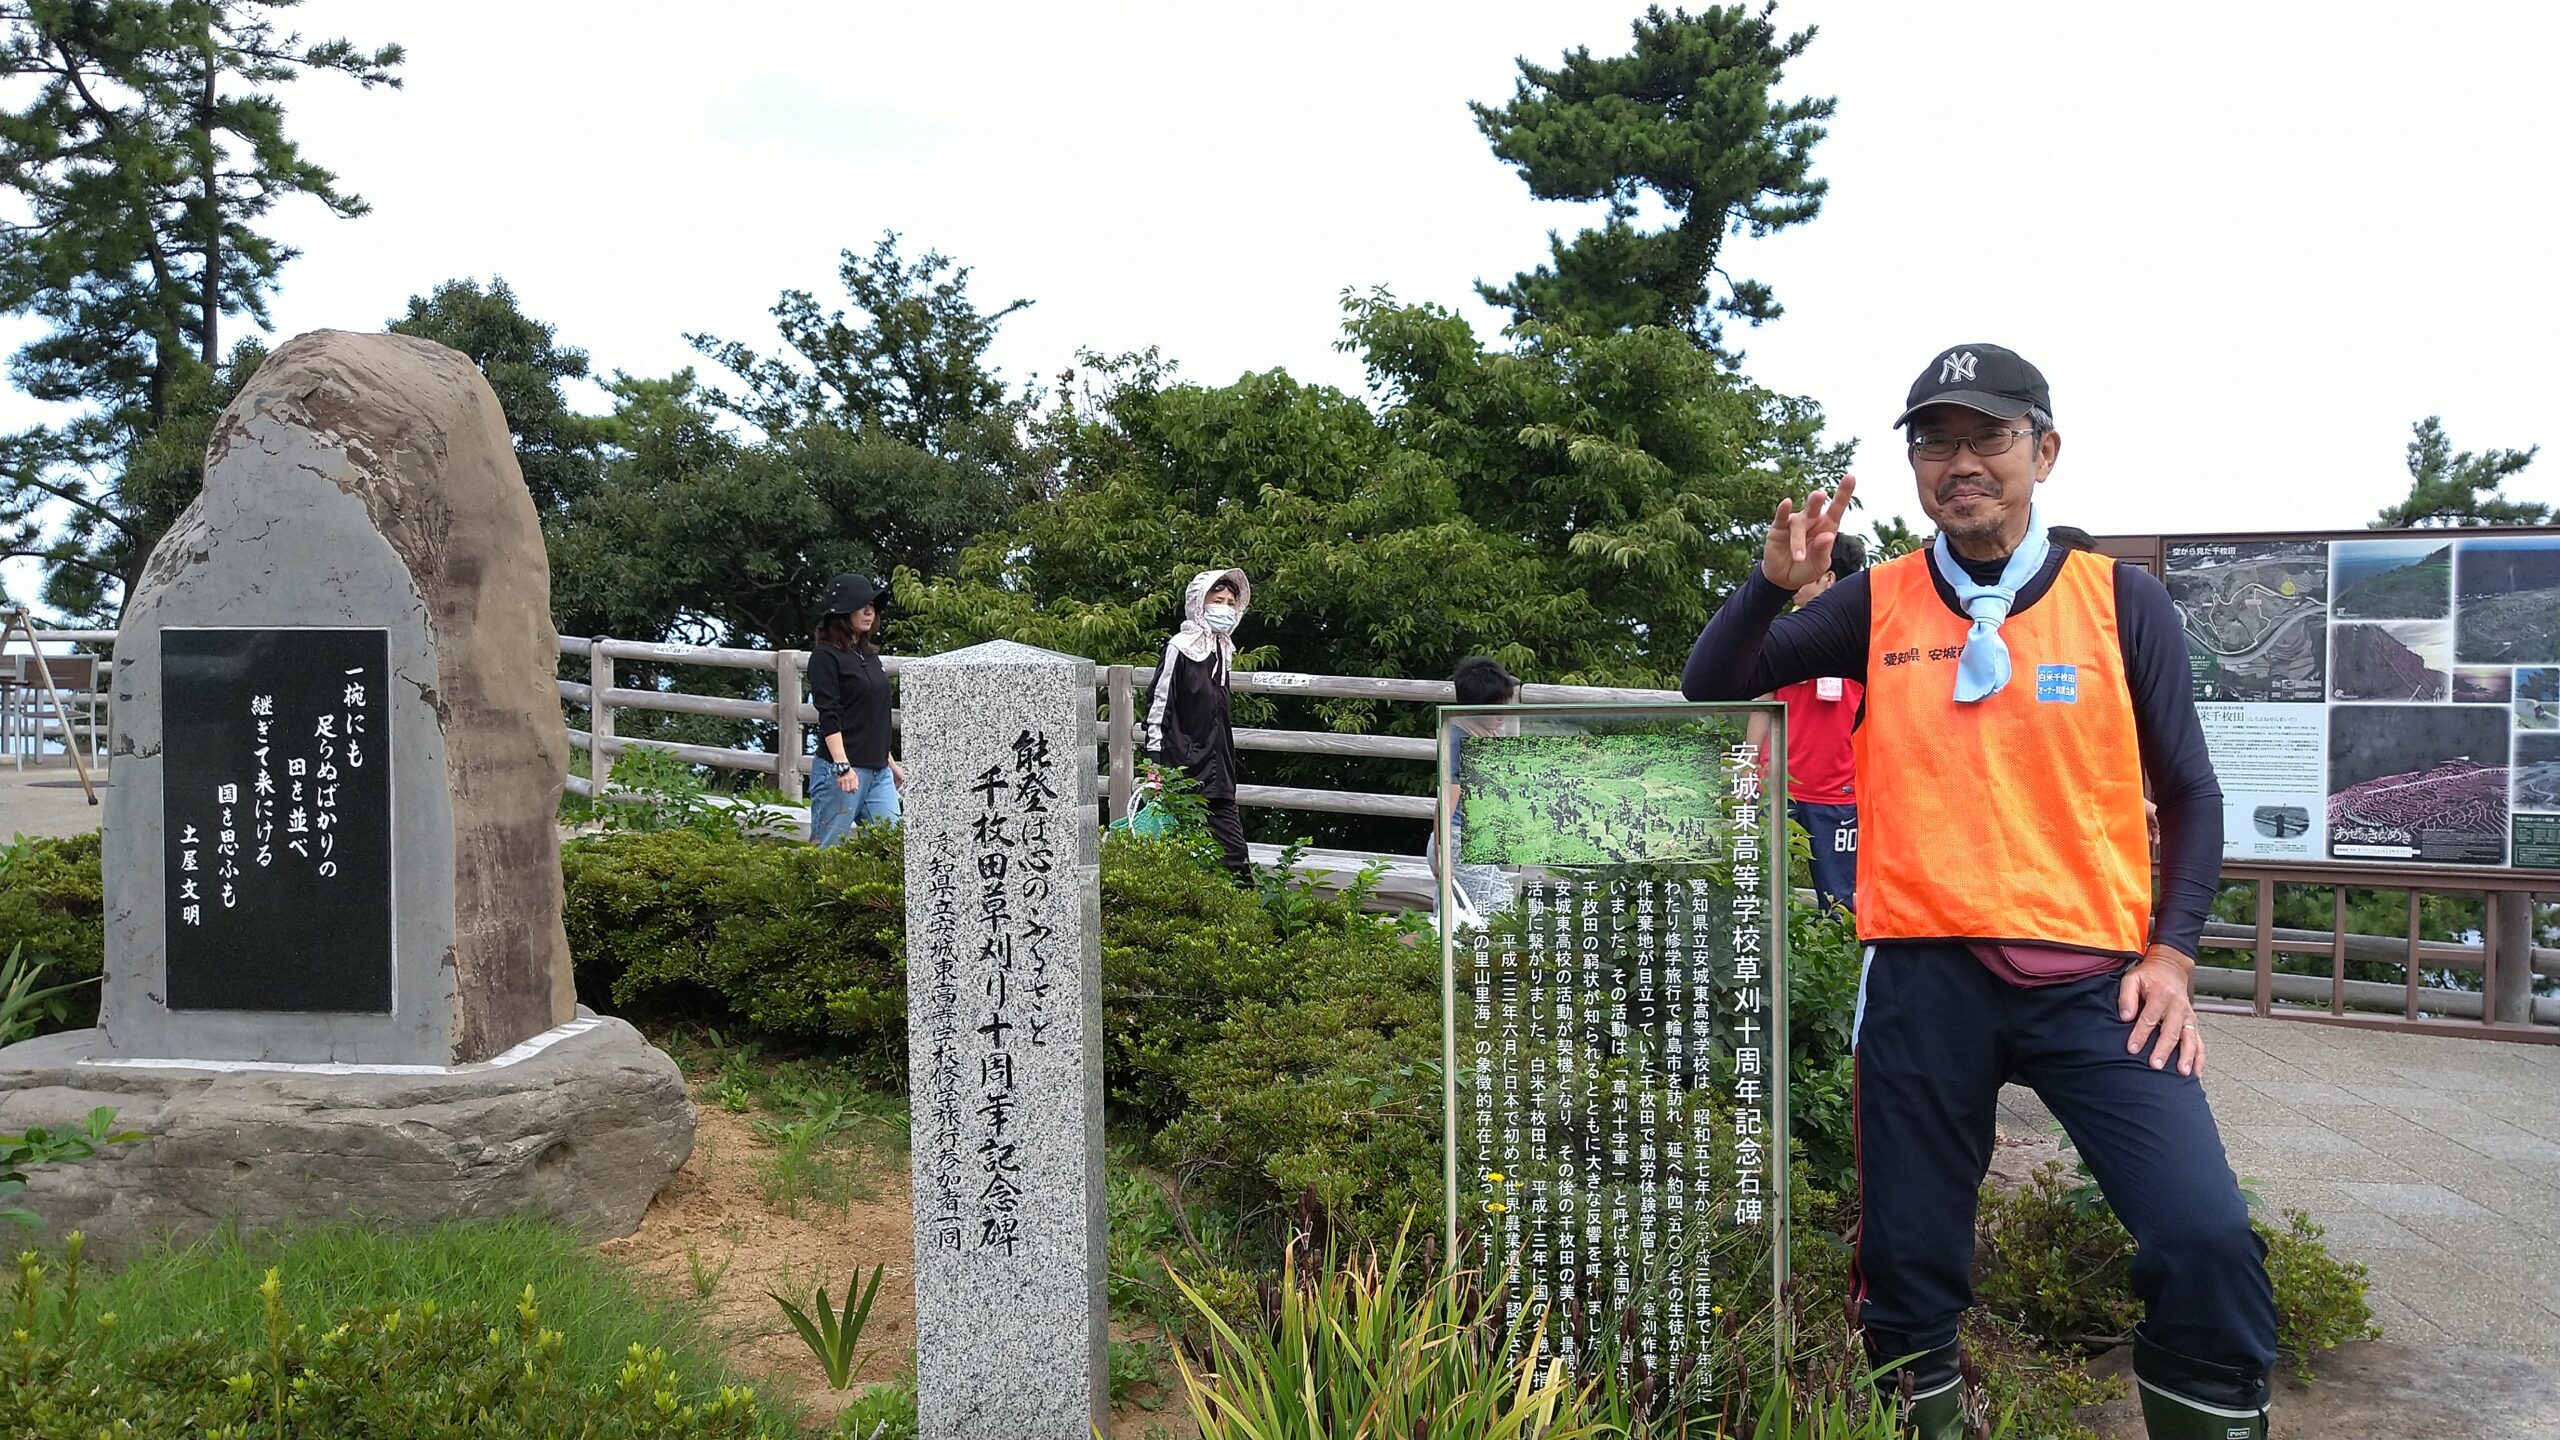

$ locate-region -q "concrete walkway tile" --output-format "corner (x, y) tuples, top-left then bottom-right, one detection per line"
(2336, 1181), (2494, 1219)
(2350, 1124), (2521, 1171)
(2243, 1177), (2351, 1215)
(2424, 1305), (2560, 1364)
(2245, 1078), (2372, 1108)
(2297, 1208), (2438, 1253)
(2448, 1132), (2560, 1169)
(2410, 1215), (2553, 1264)
(2358, 1289), (2446, 1343)
(2448, 1176), (2560, 1227)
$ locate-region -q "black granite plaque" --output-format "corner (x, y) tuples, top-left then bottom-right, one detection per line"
(162, 628), (392, 1012)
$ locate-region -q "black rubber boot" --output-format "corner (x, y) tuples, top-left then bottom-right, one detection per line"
(2137, 1381), (2266, 1439)
(2132, 1325), (2269, 1440)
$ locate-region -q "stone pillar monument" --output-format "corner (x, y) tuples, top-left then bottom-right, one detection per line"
(901, 641), (1107, 1440)
(0, 331), (690, 1256)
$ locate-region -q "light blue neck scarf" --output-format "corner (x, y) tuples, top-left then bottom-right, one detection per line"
(1928, 510), (2050, 703)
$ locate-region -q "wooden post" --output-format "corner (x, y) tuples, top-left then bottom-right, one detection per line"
(774, 648), (804, 802)
(2329, 886), (2347, 1017)
(1106, 664), (1135, 823)
(2252, 878), (2275, 1016)
(590, 640), (616, 797)
(2490, 890), (2532, 1025)
(2405, 890), (2423, 1021)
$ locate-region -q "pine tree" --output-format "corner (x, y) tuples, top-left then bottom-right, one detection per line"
(2373, 416), (2545, 528)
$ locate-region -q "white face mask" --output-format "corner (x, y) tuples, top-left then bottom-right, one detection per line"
(1203, 603), (1239, 634)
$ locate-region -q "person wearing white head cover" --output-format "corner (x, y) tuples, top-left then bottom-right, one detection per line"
(1143, 568), (1252, 884)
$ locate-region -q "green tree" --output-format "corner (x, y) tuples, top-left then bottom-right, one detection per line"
(1868, 515), (1925, 559)
(387, 277), (610, 514)
(2373, 416), (2545, 528)
(903, 293), (1848, 847)
(1473, 3), (1832, 349)
(0, 0), (401, 617)
(548, 236), (1037, 656)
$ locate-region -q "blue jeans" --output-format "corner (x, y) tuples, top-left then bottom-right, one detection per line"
(810, 758), (900, 846)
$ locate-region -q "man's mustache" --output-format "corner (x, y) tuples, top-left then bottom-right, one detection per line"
(1936, 480), (2000, 503)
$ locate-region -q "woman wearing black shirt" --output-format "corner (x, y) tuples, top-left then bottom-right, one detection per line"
(808, 573), (902, 845)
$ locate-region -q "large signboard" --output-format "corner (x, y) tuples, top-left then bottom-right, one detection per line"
(2156, 530), (2560, 872)
(1438, 704), (1786, 1393)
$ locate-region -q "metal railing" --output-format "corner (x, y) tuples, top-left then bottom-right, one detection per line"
(14, 626), (2554, 1042)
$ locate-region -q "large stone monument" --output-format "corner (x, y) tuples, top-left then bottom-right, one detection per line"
(0, 331), (691, 1255)
(900, 641), (1107, 1440)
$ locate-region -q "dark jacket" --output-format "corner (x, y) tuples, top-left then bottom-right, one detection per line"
(1143, 568), (1250, 800)
(810, 642), (893, 769)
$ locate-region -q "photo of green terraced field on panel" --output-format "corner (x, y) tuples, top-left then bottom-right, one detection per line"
(1454, 721), (1738, 866)
(2333, 538), (2454, 620)
(2456, 536), (2560, 664)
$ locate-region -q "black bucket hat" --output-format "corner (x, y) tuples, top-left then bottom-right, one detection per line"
(820, 572), (885, 617)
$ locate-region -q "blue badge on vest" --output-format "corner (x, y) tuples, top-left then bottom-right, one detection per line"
(2035, 664), (2079, 703)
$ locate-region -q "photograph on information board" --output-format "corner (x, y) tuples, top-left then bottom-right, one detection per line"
(2454, 534), (2560, 665)
(1438, 703), (1786, 1401)
(2166, 540), (2328, 703)
(2325, 703), (2509, 864)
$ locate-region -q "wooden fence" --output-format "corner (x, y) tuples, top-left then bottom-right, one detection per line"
(16, 628), (2557, 1041)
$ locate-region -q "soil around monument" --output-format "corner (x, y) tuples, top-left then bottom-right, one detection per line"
(601, 1079), (1198, 1438)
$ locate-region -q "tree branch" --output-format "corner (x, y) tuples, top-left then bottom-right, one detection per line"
(0, 548), (121, 581)
(4, 470), (136, 539)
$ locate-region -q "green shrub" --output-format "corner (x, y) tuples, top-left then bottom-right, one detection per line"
(3, 1237), (799, 1437)
(1098, 836), (1300, 1129)
(564, 827), (908, 1085)
(1976, 1161), (2378, 1376)
(1156, 927), (1448, 1247)
(0, 830), (104, 1034)
(1785, 898), (1863, 1197)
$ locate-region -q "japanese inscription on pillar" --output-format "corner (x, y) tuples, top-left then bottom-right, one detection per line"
(1440, 705), (1787, 1396)
(161, 627), (392, 1013)
(900, 639), (1105, 1440)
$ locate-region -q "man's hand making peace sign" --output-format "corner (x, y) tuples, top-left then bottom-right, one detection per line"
(1761, 474), (1859, 591)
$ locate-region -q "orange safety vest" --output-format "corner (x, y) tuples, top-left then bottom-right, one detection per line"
(1852, 547), (2152, 956)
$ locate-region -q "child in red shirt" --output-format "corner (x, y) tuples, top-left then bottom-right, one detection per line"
(1776, 536), (1865, 912)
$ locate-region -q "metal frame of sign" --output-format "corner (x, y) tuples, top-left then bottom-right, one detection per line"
(1435, 699), (1790, 1383)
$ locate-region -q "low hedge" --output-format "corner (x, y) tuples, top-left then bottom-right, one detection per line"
(0, 830), (105, 1029)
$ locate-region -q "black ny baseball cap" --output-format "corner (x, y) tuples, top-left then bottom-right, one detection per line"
(1893, 343), (2052, 428)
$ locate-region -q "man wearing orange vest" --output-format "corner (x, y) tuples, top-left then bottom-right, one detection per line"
(1684, 344), (2275, 1440)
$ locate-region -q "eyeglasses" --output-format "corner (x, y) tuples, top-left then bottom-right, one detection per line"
(1908, 427), (2036, 462)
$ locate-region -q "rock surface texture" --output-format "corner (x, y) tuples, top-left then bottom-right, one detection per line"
(0, 1015), (692, 1262)
(104, 329), (571, 1065)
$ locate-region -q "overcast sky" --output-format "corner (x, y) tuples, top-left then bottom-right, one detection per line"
(7, 1), (2558, 609)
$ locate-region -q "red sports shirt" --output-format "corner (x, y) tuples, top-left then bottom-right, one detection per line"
(1776, 675), (1861, 806)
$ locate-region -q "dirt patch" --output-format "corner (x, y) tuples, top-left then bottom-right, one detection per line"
(601, 1096), (917, 1427)
(601, 1083), (1199, 1438)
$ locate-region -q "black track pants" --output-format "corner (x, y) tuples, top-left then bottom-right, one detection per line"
(1851, 942), (2277, 1394)
(1203, 796), (1252, 887)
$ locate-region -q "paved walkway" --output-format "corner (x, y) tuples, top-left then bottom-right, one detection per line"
(0, 761), (106, 842)
(2003, 1012), (2560, 1363)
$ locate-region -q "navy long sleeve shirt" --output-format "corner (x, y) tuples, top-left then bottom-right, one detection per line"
(1682, 536), (2223, 960)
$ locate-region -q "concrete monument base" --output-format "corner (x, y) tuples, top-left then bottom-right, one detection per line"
(0, 1010), (692, 1260)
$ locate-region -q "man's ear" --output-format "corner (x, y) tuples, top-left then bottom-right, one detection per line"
(2035, 429), (2061, 483)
